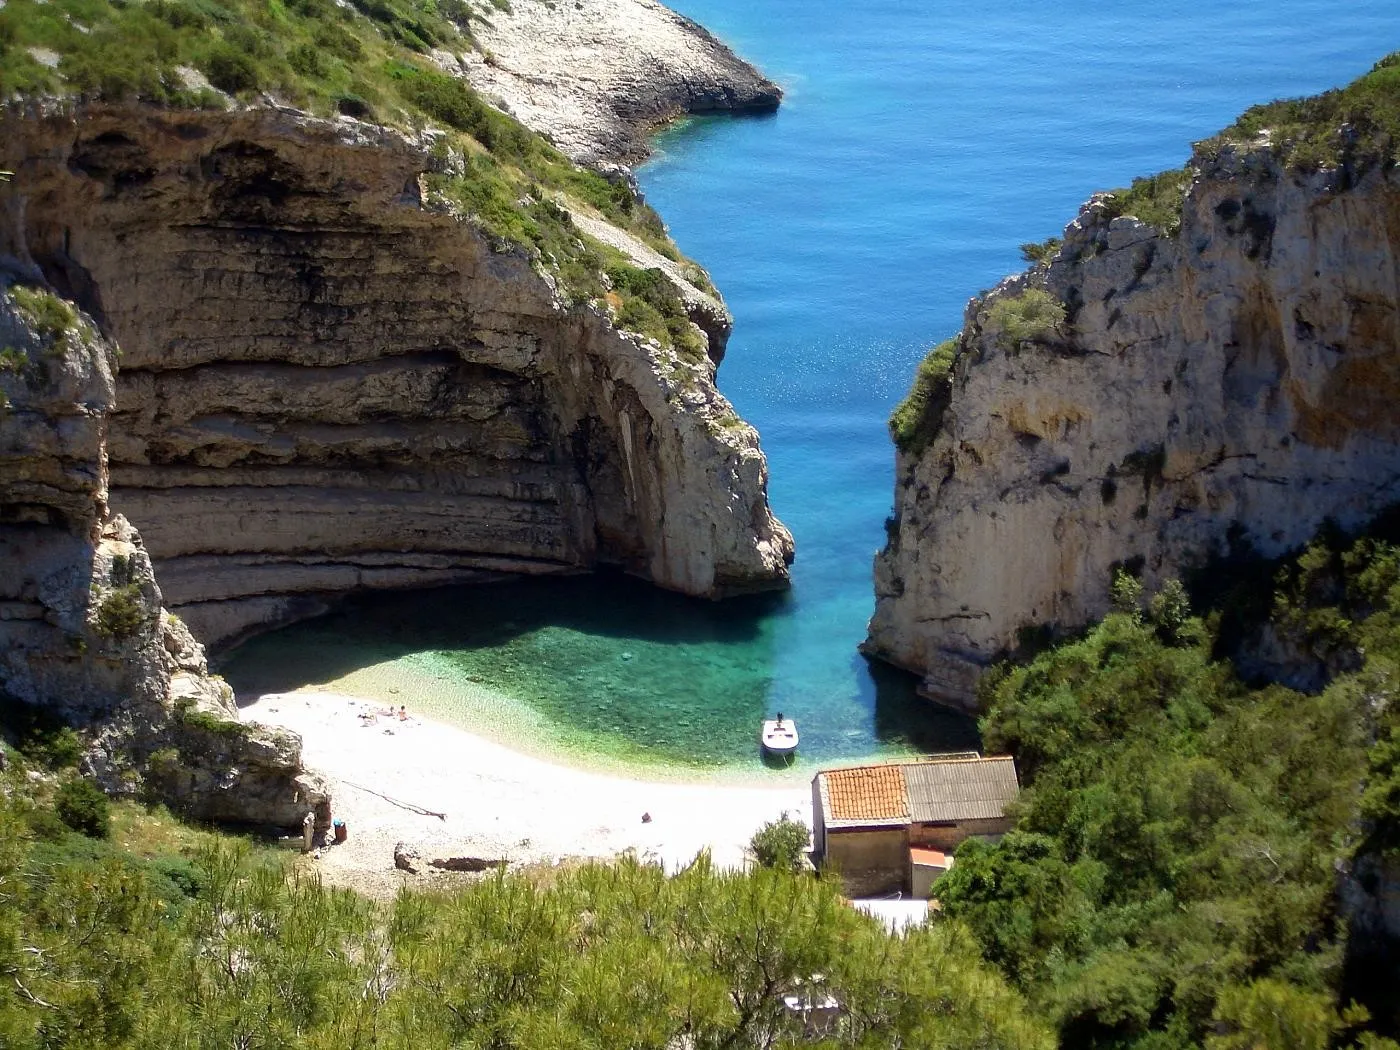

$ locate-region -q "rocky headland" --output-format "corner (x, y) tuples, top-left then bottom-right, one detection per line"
(1, 278), (329, 827)
(867, 107), (1400, 710)
(448, 0), (782, 164)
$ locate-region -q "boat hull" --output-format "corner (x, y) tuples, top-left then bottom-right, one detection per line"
(761, 719), (799, 757)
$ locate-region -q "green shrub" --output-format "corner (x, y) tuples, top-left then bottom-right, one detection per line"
(1103, 166), (1193, 235)
(200, 42), (260, 94)
(605, 263), (704, 358)
(24, 803), (71, 841)
(0, 703), (84, 769)
(94, 583), (146, 638)
(55, 777), (112, 839)
(986, 288), (1065, 349)
(749, 815), (809, 871)
(1019, 238), (1062, 265)
(35, 726), (84, 770)
(889, 337), (958, 455)
(336, 92), (373, 118)
(149, 855), (208, 899)
(286, 42), (327, 78)
(937, 527), (1400, 1047)
(316, 22), (363, 60)
(181, 709), (244, 737)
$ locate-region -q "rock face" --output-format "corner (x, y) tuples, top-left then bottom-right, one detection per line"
(866, 146), (1400, 710)
(448, 0), (782, 164)
(0, 277), (328, 829)
(2, 102), (791, 648)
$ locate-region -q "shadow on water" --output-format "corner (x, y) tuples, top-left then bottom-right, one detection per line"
(865, 655), (982, 756)
(222, 571), (784, 695)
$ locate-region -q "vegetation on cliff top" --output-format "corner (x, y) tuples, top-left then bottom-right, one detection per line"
(1096, 50), (1400, 237)
(937, 530), (1400, 1048)
(889, 336), (958, 456)
(0, 749), (1053, 1049)
(1203, 51), (1400, 169)
(0, 0), (710, 353)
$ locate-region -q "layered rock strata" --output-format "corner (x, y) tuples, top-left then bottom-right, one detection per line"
(446, 0), (782, 164)
(2, 102), (791, 648)
(866, 145), (1400, 710)
(0, 278), (328, 829)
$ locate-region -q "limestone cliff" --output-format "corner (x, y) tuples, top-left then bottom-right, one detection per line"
(866, 142), (1400, 710)
(0, 277), (328, 829)
(449, 0), (782, 164)
(2, 102), (791, 648)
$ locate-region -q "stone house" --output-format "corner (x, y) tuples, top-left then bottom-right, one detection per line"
(811, 755), (1019, 898)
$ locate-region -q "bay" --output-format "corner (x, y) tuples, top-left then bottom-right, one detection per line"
(225, 3), (1400, 774)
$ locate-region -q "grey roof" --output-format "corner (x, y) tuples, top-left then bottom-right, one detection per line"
(904, 756), (1019, 823)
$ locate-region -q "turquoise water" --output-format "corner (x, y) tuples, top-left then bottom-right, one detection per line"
(225, 4), (1400, 773)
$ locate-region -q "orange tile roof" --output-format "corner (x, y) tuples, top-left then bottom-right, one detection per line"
(823, 764), (909, 822)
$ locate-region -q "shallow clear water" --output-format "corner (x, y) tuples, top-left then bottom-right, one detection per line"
(224, 3), (1400, 773)
(222, 575), (979, 775)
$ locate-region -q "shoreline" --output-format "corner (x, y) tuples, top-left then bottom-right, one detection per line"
(237, 653), (825, 785)
(455, 0), (782, 165)
(241, 690), (812, 898)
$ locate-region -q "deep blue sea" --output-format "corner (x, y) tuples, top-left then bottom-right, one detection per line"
(225, 4), (1400, 775)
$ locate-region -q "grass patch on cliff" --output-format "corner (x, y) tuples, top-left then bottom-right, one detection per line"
(1103, 166), (1194, 235)
(889, 337), (958, 456)
(606, 261), (706, 358)
(0, 0), (697, 278)
(9, 285), (75, 338)
(986, 288), (1065, 349)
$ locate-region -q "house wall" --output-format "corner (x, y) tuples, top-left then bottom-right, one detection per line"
(911, 861), (948, 900)
(909, 816), (1011, 853)
(812, 777), (827, 855)
(826, 827), (908, 897)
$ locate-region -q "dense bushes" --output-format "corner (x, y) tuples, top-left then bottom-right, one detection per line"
(937, 534), (1400, 1048)
(1103, 166), (1194, 235)
(605, 263), (706, 357)
(94, 583), (146, 638)
(0, 772), (1052, 1049)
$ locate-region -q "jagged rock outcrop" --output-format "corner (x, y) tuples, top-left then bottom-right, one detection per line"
(2, 101), (791, 647)
(866, 145), (1400, 710)
(0, 277), (328, 828)
(446, 0), (782, 164)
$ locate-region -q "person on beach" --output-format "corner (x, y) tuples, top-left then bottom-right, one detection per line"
(398, 705), (408, 721)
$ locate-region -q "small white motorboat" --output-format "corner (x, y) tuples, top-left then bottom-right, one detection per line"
(761, 714), (799, 757)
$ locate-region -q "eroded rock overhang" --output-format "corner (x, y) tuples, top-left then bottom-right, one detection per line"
(2, 101), (792, 648)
